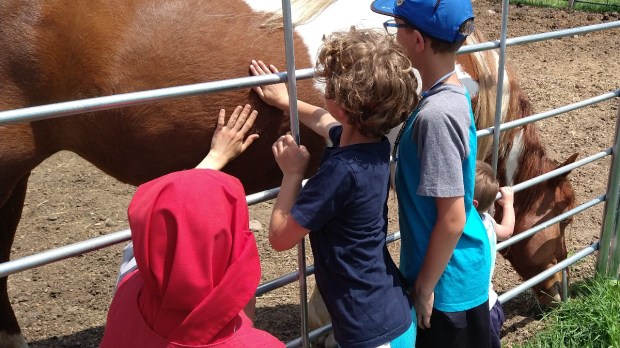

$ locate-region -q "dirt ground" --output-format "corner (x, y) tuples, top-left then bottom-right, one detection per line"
(7, 1), (620, 347)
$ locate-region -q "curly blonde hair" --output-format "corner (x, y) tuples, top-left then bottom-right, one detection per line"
(315, 27), (419, 138)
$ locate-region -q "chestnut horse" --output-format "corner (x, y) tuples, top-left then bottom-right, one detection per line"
(0, 0), (576, 346)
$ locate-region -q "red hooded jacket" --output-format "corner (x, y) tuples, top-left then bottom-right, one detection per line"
(100, 169), (284, 348)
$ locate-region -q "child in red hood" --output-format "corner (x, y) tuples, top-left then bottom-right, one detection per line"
(100, 105), (284, 348)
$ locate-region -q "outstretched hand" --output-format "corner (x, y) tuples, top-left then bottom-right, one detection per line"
(196, 104), (259, 171)
(250, 60), (290, 110)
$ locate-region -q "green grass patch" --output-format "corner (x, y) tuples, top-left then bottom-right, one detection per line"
(510, 277), (620, 348)
(510, 0), (620, 12)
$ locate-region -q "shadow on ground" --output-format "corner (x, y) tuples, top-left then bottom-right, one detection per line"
(29, 327), (104, 348)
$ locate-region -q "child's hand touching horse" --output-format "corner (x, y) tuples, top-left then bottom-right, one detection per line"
(250, 60), (291, 110)
(196, 104), (259, 170)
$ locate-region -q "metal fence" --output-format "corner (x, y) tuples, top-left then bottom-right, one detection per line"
(0, 1), (619, 347)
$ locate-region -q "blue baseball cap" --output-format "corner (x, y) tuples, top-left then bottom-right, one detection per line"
(371, 0), (474, 43)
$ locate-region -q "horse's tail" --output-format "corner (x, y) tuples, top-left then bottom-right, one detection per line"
(466, 29), (534, 163)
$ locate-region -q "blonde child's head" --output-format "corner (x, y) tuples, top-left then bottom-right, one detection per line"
(315, 27), (419, 138)
(474, 160), (499, 214)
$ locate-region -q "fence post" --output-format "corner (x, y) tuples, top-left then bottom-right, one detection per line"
(491, 0), (510, 176)
(597, 99), (620, 279)
(279, 0), (310, 347)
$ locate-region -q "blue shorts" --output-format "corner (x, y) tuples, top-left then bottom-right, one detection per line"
(489, 300), (505, 348)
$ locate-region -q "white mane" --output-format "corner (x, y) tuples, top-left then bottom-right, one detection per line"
(243, 0), (388, 67)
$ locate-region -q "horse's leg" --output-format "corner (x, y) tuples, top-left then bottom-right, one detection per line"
(0, 174), (31, 348)
(307, 286), (336, 348)
(0, 121), (55, 348)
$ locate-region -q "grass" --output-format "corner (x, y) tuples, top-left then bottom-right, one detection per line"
(510, 0), (620, 12)
(510, 277), (620, 348)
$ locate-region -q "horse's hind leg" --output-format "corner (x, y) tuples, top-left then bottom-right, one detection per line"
(0, 174), (31, 348)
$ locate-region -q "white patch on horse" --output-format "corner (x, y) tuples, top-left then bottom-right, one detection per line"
(494, 53), (511, 122)
(242, 0), (281, 13)
(456, 63), (479, 98)
(244, 0), (387, 92)
(505, 129), (524, 186)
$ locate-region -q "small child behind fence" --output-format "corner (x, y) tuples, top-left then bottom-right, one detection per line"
(474, 160), (515, 348)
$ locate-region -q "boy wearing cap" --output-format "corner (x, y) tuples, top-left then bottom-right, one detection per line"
(371, 1), (491, 347)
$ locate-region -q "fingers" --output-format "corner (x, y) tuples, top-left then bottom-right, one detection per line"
(416, 312), (431, 329)
(230, 104), (254, 131)
(272, 135), (285, 157)
(242, 134), (260, 153)
(225, 104), (256, 131)
(417, 313), (424, 329)
(238, 108), (258, 134)
(226, 105), (243, 129)
(499, 186), (514, 201)
(217, 109), (226, 129)
(422, 314), (431, 329)
(250, 60), (279, 75)
(500, 186), (514, 195)
(272, 134), (297, 154)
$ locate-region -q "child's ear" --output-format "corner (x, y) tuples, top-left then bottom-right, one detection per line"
(413, 30), (426, 53)
(473, 199), (479, 208)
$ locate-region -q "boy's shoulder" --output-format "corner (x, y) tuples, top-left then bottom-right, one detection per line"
(416, 84), (471, 126)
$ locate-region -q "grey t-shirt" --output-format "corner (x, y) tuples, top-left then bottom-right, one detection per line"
(412, 84), (472, 198)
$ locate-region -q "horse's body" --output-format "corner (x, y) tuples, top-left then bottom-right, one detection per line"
(0, 0), (576, 346)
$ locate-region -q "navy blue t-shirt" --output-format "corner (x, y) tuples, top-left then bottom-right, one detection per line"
(291, 126), (412, 348)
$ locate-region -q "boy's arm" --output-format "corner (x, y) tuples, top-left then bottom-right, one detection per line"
(269, 134), (311, 251)
(414, 196), (465, 329)
(494, 186), (515, 241)
(250, 60), (339, 139)
(196, 104), (259, 170)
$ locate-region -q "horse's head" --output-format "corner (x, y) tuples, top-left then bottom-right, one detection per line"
(503, 152), (578, 307)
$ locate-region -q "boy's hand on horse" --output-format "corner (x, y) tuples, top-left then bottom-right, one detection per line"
(196, 104), (259, 171)
(250, 60), (290, 110)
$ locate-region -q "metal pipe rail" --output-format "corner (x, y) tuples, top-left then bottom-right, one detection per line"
(477, 90), (620, 138)
(498, 242), (599, 304)
(256, 231), (403, 295)
(497, 195), (604, 251)
(512, 148), (611, 192)
(458, 20), (620, 55)
(0, 68), (313, 126)
(0, 229), (131, 278)
(2, 24), (618, 127)
(1, 84), (615, 294)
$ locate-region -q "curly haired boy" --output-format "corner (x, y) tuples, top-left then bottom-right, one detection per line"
(251, 27), (419, 347)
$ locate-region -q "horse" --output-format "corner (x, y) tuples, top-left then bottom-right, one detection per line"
(0, 0), (576, 346)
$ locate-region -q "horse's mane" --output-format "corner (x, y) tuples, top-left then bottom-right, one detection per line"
(263, 0), (336, 28)
(466, 29), (537, 166)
